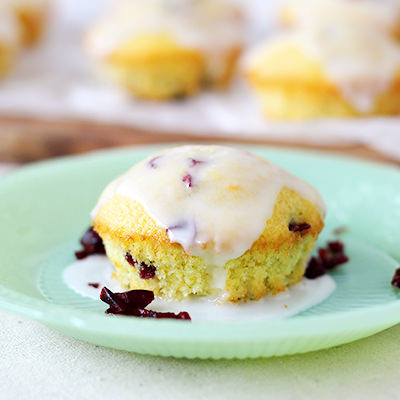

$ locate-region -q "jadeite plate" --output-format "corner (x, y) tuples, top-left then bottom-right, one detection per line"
(1, 144), (400, 359)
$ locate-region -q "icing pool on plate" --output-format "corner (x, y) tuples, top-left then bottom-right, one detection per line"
(63, 255), (336, 322)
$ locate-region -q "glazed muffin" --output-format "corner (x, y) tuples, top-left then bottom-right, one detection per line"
(281, 0), (400, 42)
(0, 5), (19, 79)
(244, 26), (400, 120)
(5, 0), (49, 47)
(85, 0), (244, 100)
(92, 145), (325, 303)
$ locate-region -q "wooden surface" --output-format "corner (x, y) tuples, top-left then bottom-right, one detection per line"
(0, 116), (399, 165)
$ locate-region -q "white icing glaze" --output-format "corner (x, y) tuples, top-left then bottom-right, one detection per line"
(283, 0), (400, 33)
(92, 145), (325, 268)
(62, 255), (122, 296)
(85, 0), (244, 80)
(63, 255), (336, 322)
(245, 27), (400, 113)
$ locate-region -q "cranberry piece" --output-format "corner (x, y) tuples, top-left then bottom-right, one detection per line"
(189, 158), (204, 167)
(140, 264), (156, 279)
(324, 254), (349, 270)
(305, 257), (326, 279)
(75, 227), (105, 260)
(305, 240), (349, 279)
(289, 222), (311, 233)
(148, 156), (160, 169)
(137, 309), (191, 320)
(174, 312), (191, 320)
(88, 282), (100, 289)
(125, 253), (156, 279)
(125, 252), (136, 267)
(100, 287), (191, 320)
(75, 250), (88, 260)
(318, 248), (329, 262)
(328, 241), (344, 254)
(391, 268), (400, 288)
(100, 287), (154, 313)
(81, 227), (105, 252)
(182, 174), (193, 188)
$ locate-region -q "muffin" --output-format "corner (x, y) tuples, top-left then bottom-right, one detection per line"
(6, 0), (49, 47)
(281, 0), (400, 42)
(244, 26), (400, 120)
(92, 145), (325, 302)
(85, 0), (244, 100)
(0, 6), (19, 79)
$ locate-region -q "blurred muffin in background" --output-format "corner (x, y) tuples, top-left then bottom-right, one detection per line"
(0, 5), (19, 79)
(85, 0), (245, 100)
(281, 0), (400, 42)
(6, 0), (50, 47)
(244, 25), (400, 120)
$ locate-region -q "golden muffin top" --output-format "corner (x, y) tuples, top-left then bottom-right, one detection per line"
(92, 145), (325, 267)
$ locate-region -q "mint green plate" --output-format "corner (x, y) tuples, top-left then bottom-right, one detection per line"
(1, 144), (400, 359)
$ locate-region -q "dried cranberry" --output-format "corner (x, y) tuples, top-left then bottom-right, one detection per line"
(140, 264), (156, 279)
(182, 174), (193, 188)
(318, 248), (329, 262)
(148, 156), (160, 169)
(75, 250), (88, 260)
(125, 253), (136, 267)
(305, 257), (326, 279)
(324, 254), (349, 270)
(189, 158), (204, 167)
(74, 227), (105, 259)
(391, 268), (400, 288)
(305, 240), (349, 279)
(88, 282), (100, 289)
(125, 253), (156, 279)
(100, 287), (154, 312)
(289, 222), (311, 233)
(100, 287), (191, 320)
(328, 241), (344, 254)
(137, 309), (191, 320)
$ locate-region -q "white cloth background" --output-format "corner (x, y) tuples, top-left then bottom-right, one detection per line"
(0, 0), (400, 159)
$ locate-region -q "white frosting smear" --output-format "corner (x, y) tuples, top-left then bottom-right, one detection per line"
(246, 26), (400, 113)
(63, 255), (336, 322)
(92, 145), (325, 267)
